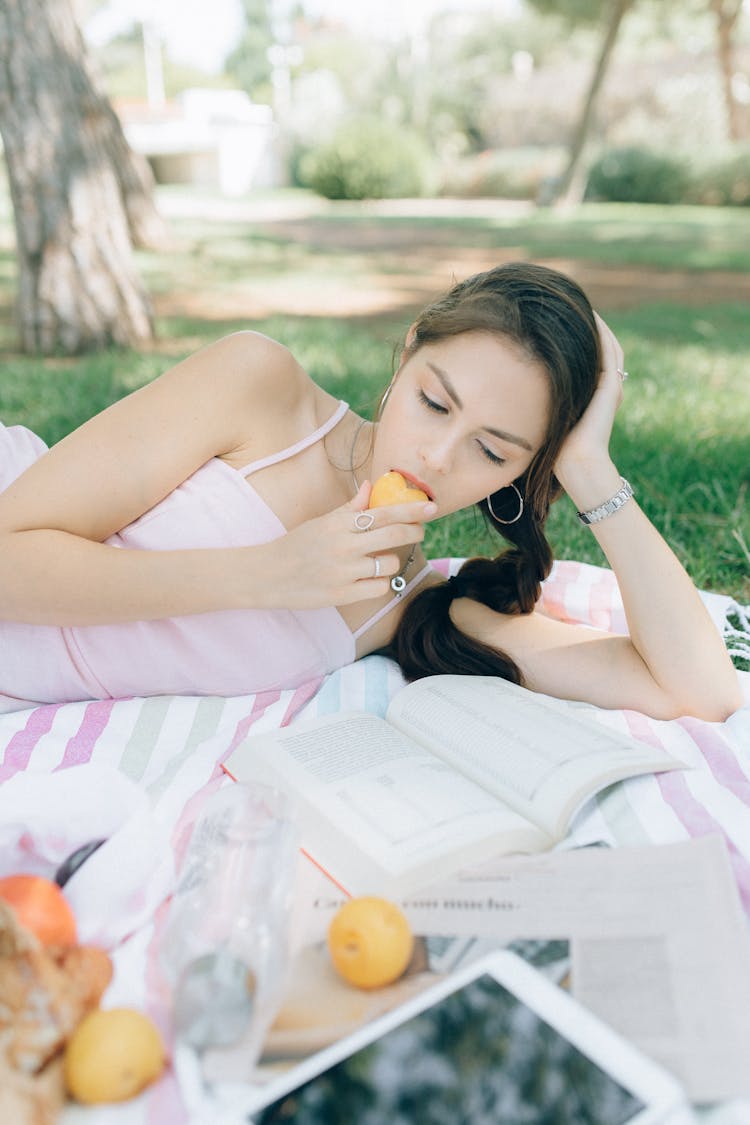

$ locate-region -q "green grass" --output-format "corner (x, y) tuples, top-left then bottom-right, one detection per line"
(1, 188), (748, 602)
(548, 305), (750, 596)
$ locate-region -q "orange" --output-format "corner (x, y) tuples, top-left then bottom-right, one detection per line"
(327, 896), (413, 990)
(64, 1007), (166, 1104)
(369, 471), (429, 508)
(0, 874), (77, 946)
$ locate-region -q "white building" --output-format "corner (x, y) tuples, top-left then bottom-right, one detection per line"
(120, 89), (279, 196)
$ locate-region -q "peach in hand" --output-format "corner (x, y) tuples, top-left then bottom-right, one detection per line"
(368, 471), (429, 508)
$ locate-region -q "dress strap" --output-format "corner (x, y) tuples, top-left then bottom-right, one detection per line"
(238, 400), (350, 477)
(352, 563), (434, 640)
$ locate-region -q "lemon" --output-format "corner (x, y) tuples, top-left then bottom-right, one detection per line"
(64, 1007), (166, 1104)
(327, 896), (413, 990)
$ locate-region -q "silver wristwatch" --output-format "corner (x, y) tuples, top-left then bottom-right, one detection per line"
(577, 477), (634, 525)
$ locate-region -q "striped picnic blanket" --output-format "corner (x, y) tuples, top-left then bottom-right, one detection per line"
(0, 559), (747, 1124)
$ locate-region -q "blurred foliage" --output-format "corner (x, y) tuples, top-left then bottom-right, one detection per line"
(439, 147), (566, 201)
(584, 145), (750, 206)
(224, 0), (274, 104)
(90, 23), (231, 100)
(586, 147), (692, 204)
(297, 117), (435, 201)
(688, 146), (750, 206)
(84, 1), (750, 187)
(525, 0), (616, 26)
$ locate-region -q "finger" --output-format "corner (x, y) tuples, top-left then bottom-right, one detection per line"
(361, 499), (438, 523)
(361, 524), (426, 553)
(347, 506), (435, 540)
(593, 311), (620, 368)
(368, 552), (401, 580)
(347, 480), (372, 512)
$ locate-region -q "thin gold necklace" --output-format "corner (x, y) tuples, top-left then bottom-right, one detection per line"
(348, 416), (368, 494)
(350, 419), (416, 596)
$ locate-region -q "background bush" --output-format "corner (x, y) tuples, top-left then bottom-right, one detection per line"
(688, 147), (750, 207)
(297, 117), (434, 200)
(585, 146), (692, 204)
(438, 146), (565, 200)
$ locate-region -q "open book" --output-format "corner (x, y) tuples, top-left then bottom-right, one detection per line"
(223, 675), (681, 897)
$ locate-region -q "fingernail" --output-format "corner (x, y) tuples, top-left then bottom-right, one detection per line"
(423, 502), (438, 517)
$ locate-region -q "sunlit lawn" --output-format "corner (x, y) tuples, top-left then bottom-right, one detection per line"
(0, 186), (748, 603)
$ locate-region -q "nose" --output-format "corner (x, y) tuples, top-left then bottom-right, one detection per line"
(418, 434), (454, 476)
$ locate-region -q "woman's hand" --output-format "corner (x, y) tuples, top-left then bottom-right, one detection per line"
(554, 312), (626, 485)
(254, 483), (437, 611)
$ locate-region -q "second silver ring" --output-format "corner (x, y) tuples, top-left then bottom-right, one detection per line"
(373, 556), (381, 578)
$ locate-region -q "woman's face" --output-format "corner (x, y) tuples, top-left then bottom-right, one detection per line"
(372, 331), (551, 518)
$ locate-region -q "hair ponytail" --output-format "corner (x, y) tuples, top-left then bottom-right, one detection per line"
(388, 494), (554, 686)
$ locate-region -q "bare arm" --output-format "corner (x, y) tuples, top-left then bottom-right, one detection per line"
(0, 332), (431, 625)
(456, 596), (739, 722)
(0, 332), (291, 623)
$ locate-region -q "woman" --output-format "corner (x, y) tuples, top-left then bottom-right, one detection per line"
(0, 263), (740, 719)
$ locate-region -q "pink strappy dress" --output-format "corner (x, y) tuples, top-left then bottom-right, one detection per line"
(0, 404), (431, 709)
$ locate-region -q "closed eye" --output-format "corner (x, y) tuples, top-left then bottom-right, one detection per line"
(477, 442), (505, 466)
(418, 389), (448, 414)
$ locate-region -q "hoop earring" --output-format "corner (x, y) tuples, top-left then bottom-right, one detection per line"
(487, 483), (524, 525)
(376, 378), (395, 421)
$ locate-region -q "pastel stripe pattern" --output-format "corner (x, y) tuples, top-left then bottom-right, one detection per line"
(0, 559), (747, 1125)
(0, 704), (60, 782)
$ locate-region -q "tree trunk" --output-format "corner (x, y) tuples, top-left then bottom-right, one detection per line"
(91, 97), (168, 251)
(84, 46), (168, 250)
(710, 0), (745, 143)
(0, 0), (154, 354)
(543, 0), (634, 208)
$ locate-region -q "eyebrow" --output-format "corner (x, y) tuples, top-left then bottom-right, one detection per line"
(427, 362), (534, 452)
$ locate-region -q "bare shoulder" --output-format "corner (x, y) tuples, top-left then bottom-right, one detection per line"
(167, 330), (312, 412)
(147, 329), (325, 463)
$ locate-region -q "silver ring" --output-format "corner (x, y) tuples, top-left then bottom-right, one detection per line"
(354, 511), (375, 532)
(373, 557), (381, 578)
(617, 368), (629, 381)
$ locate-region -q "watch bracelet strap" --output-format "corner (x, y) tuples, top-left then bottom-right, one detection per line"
(577, 476), (634, 525)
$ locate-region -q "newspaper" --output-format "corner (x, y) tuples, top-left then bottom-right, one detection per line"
(290, 833), (750, 1104)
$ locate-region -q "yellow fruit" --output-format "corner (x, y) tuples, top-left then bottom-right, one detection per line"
(369, 471), (429, 508)
(327, 896), (413, 990)
(64, 1007), (166, 1105)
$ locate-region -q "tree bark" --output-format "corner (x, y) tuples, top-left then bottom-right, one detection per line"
(83, 43), (167, 251)
(92, 96), (168, 251)
(0, 0), (155, 353)
(542, 0), (634, 207)
(710, 0), (745, 143)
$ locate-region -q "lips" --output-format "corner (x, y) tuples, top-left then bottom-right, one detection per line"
(395, 469), (433, 501)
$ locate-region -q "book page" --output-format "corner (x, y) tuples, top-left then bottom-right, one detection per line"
(387, 676), (679, 838)
(223, 712), (548, 896)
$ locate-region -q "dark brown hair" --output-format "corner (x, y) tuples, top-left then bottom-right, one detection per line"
(385, 261), (601, 685)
